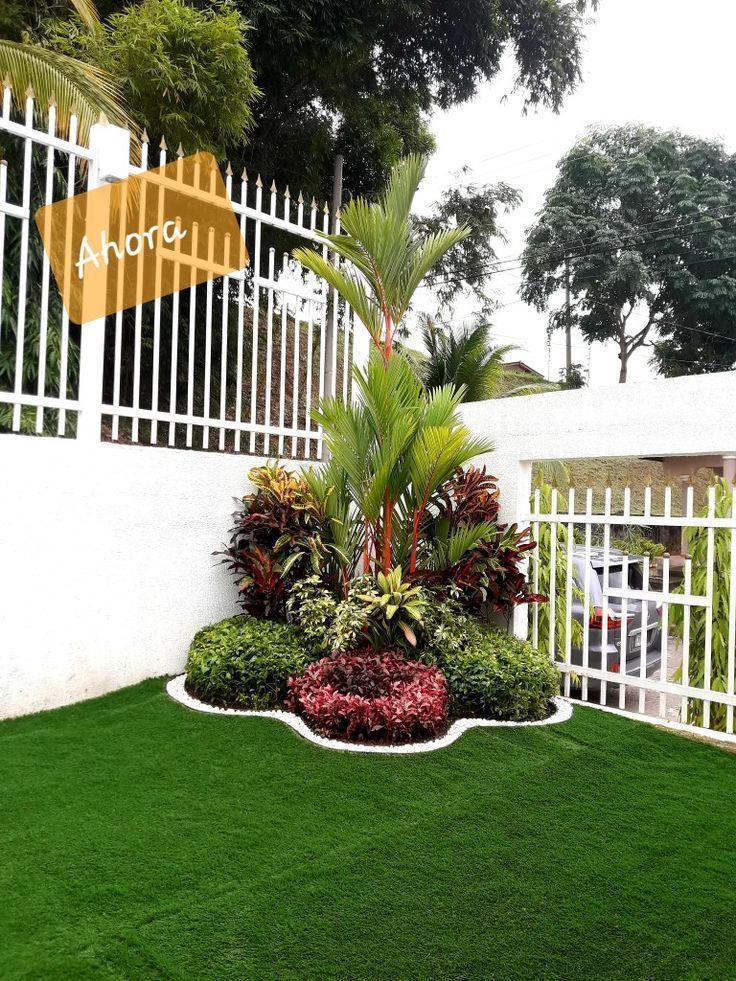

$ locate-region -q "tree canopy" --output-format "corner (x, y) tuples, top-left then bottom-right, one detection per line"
(43, 0), (259, 159)
(520, 125), (736, 381)
(235, 0), (599, 201)
(2, 0), (601, 313)
(415, 181), (521, 314)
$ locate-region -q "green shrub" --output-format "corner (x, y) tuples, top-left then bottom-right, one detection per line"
(438, 630), (560, 722)
(286, 576), (371, 654)
(185, 616), (316, 710)
(418, 598), (486, 663)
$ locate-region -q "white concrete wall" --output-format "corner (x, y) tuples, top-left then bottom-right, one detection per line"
(461, 370), (736, 528)
(0, 437), (274, 719)
(2, 370), (735, 719)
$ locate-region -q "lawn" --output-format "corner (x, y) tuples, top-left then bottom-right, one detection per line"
(2, 680), (735, 980)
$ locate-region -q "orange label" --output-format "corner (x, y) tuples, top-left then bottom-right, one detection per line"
(35, 152), (249, 324)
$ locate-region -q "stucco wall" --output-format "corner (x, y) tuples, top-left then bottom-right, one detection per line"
(2, 370), (735, 719)
(0, 437), (273, 719)
(461, 369), (736, 527)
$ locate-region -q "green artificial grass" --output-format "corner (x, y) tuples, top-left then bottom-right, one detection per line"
(2, 681), (736, 980)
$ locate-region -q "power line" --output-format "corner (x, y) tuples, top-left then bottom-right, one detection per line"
(426, 208), (736, 289)
(422, 136), (564, 183)
(422, 138), (690, 189)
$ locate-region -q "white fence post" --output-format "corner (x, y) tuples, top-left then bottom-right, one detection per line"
(76, 122), (130, 444)
(512, 459), (533, 641)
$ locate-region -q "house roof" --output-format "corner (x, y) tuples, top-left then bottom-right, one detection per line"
(503, 360), (543, 377)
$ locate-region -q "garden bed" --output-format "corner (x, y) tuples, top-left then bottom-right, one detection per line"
(167, 674), (573, 754)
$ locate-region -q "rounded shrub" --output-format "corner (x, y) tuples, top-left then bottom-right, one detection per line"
(439, 630), (560, 722)
(286, 650), (449, 745)
(185, 616), (316, 710)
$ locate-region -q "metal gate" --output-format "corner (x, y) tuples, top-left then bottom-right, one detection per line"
(528, 481), (736, 740)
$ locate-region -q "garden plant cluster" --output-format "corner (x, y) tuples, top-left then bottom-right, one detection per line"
(184, 155), (558, 746)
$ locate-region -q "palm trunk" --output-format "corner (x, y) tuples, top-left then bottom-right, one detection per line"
(382, 488), (392, 574)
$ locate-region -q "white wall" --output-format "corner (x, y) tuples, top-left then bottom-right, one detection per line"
(0, 437), (275, 719)
(2, 370), (735, 719)
(462, 370), (736, 527)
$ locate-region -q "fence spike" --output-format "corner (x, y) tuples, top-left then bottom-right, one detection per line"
(284, 184), (291, 199)
(297, 190), (304, 204)
(225, 161), (233, 176)
(48, 93), (57, 109)
(241, 166), (248, 181)
(310, 196), (317, 209)
(323, 200), (330, 214)
(270, 179), (277, 194)
(159, 135), (167, 151)
(255, 174), (263, 188)
(176, 142), (184, 158)
(25, 85), (35, 100)
(141, 127), (149, 143)
(2, 76), (10, 91)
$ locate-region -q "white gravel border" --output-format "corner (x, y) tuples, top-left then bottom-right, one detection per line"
(166, 674), (573, 754)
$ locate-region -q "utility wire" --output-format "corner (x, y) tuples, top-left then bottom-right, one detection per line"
(426, 210), (736, 289)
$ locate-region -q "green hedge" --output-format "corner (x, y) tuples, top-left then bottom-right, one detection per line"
(438, 629), (560, 722)
(185, 616), (316, 710)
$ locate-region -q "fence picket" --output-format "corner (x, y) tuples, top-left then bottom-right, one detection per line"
(0, 108), (357, 457)
(11, 90), (34, 433)
(563, 487), (575, 699)
(727, 486), (736, 734)
(35, 102), (55, 434)
(528, 477), (736, 742)
(702, 486), (716, 728)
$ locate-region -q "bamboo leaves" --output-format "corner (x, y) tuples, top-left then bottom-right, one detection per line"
(672, 478), (736, 730)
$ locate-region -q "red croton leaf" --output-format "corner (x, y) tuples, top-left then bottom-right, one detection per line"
(286, 649), (449, 745)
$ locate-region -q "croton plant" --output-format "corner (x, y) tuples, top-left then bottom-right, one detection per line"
(220, 460), (542, 635)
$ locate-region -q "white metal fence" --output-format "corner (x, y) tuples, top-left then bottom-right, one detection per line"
(0, 87), (366, 458)
(528, 482), (736, 740)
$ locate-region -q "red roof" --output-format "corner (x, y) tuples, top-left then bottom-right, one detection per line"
(503, 360), (542, 377)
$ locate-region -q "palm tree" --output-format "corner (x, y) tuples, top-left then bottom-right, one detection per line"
(417, 315), (556, 402)
(293, 156), (495, 581)
(0, 0), (132, 144)
(293, 154), (469, 364)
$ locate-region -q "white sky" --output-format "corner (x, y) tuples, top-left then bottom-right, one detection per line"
(413, 0), (736, 385)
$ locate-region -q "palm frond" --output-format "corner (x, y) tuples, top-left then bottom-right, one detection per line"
(0, 39), (133, 144)
(418, 316), (533, 402)
(293, 153), (468, 358)
(70, 0), (100, 29)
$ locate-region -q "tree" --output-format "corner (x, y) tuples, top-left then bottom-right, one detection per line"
(417, 316), (551, 402)
(236, 0), (599, 202)
(414, 181), (521, 314)
(520, 125), (736, 382)
(558, 362), (587, 389)
(43, 0), (259, 158)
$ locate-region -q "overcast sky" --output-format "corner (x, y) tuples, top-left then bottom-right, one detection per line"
(414, 0), (736, 386)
